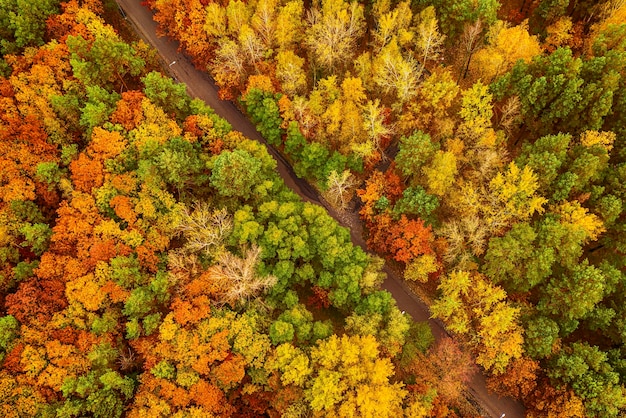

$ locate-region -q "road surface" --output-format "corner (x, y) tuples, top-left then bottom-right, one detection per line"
(115, 1), (525, 416)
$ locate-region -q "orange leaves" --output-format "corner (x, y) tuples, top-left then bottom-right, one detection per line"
(189, 380), (227, 412)
(110, 195), (138, 225)
(387, 216), (434, 264)
(111, 173), (138, 195)
(110, 91), (146, 131)
(136, 244), (159, 273)
(170, 296), (211, 327)
(70, 153), (104, 193)
(213, 354), (246, 389)
(366, 214), (434, 265)
(89, 128), (128, 160)
(5, 278), (67, 325)
(486, 356), (539, 400)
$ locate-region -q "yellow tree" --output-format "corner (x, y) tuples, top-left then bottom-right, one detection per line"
(422, 151), (458, 197)
(371, 1), (413, 51)
(306, 334), (407, 417)
(275, 0), (305, 51)
(431, 271), (524, 373)
(276, 50), (307, 96)
(414, 7), (446, 79)
(372, 38), (420, 106)
(471, 21), (542, 82)
(251, 0), (279, 50)
(396, 70), (459, 138)
(305, 0), (366, 73)
(484, 162), (547, 234)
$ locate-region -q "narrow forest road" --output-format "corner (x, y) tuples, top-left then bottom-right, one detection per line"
(115, 1), (525, 416)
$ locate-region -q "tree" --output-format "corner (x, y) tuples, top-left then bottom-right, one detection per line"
(251, 0), (279, 50)
(372, 38), (420, 105)
(458, 18), (484, 81)
(414, 7), (445, 76)
(307, 334), (407, 417)
(385, 215), (434, 264)
(142, 71), (191, 121)
(66, 13), (144, 89)
(491, 46), (622, 135)
(210, 149), (263, 199)
(323, 170), (357, 210)
(486, 356), (539, 400)
(396, 70), (459, 138)
(275, 0), (304, 50)
(538, 260), (606, 321)
(243, 88), (284, 146)
(422, 151), (457, 197)
(305, 0), (366, 73)
(548, 342), (626, 417)
(393, 185), (439, 223)
(423, 0), (498, 40)
(471, 21), (542, 82)
(209, 245), (277, 308)
(0, 0), (60, 56)
(276, 50), (307, 96)
(431, 271), (524, 373)
(407, 338), (476, 406)
(523, 315), (560, 359)
(266, 343), (312, 386)
(482, 222), (553, 292)
(174, 204), (232, 260)
(483, 162), (547, 234)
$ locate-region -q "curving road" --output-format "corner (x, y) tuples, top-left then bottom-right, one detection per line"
(115, 1), (525, 416)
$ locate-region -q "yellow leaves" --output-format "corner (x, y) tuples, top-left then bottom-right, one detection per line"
(341, 76), (367, 104)
(203, 3), (227, 38)
(432, 271), (523, 373)
(276, 50), (307, 96)
(487, 162), (547, 231)
(159, 314), (180, 342)
(580, 130), (615, 152)
(553, 200), (605, 242)
(545, 17), (573, 51)
(66, 273), (106, 312)
(308, 334), (406, 417)
(267, 343), (312, 386)
(471, 21), (542, 81)
(276, 0), (304, 50)
(372, 38), (420, 104)
(306, 0), (366, 72)
(423, 150), (458, 197)
(404, 254), (439, 282)
(131, 98), (182, 151)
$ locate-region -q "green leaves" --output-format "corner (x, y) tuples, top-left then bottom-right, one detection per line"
(243, 88), (284, 146)
(210, 149), (262, 199)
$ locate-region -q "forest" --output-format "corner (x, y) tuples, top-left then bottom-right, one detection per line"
(0, 0), (625, 416)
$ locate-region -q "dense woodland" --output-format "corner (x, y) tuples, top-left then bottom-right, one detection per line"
(1, 0), (626, 416)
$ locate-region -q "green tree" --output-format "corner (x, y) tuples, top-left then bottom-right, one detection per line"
(538, 260), (607, 321)
(0, 0), (60, 55)
(418, 0), (498, 40)
(66, 15), (145, 89)
(548, 342), (626, 418)
(243, 88), (284, 146)
(142, 71), (191, 121)
(210, 149), (263, 199)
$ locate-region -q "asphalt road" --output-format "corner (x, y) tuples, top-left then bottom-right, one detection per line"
(115, 1), (525, 416)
